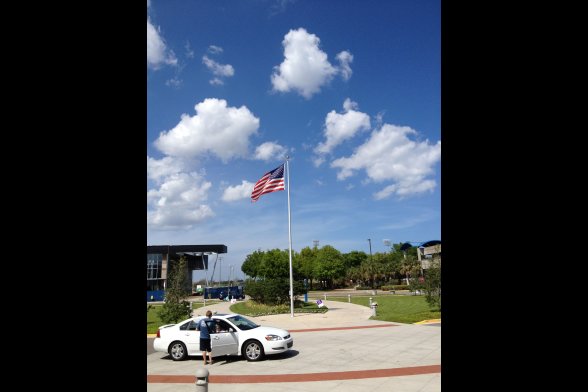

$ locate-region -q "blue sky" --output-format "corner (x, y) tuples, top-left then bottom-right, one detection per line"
(147, 0), (441, 282)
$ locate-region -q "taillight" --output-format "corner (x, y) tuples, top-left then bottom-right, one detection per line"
(156, 329), (160, 338)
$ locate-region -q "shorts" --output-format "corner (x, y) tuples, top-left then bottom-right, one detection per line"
(200, 338), (212, 352)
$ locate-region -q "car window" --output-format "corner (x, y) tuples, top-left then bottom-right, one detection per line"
(227, 315), (259, 331)
(179, 320), (199, 331)
(214, 320), (231, 333)
(204, 320), (216, 333)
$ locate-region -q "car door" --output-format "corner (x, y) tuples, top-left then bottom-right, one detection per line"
(179, 320), (200, 355)
(211, 319), (239, 356)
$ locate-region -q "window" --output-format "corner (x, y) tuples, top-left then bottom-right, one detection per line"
(147, 253), (162, 280)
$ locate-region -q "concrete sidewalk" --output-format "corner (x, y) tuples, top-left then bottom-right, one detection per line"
(147, 299), (441, 392)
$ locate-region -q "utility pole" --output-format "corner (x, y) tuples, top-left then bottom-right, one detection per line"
(367, 238), (372, 261)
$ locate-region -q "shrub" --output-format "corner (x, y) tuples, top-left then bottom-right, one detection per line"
(244, 278), (304, 306)
(381, 285), (410, 291)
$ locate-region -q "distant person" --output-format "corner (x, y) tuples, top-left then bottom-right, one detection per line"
(196, 310), (216, 365)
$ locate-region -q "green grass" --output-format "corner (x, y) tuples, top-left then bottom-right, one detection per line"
(327, 295), (440, 324)
(229, 300), (328, 317)
(147, 303), (206, 334)
(147, 296), (439, 332)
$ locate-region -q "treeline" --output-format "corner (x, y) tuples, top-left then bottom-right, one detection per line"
(241, 243), (425, 290)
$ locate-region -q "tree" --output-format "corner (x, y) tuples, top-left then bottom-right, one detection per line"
(421, 257), (441, 310)
(158, 256), (191, 324)
(242, 250), (264, 279)
(313, 245), (345, 289)
(298, 246), (317, 289)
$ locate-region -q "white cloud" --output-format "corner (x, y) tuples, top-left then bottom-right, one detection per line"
(314, 98), (371, 157)
(331, 123), (441, 198)
(374, 179), (437, 200)
(254, 142), (287, 161)
(270, 0), (297, 16)
(165, 77), (182, 88)
(271, 28), (344, 99)
(336, 51), (353, 80)
(222, 180), (255, 201)
(185, 41), (195, 58)
(202, 55), (234, 77)
(147, 172), (214, 229)
(209, 78), (224, 86)
(147, 156), (185, 182)
(207, 45), (223, 54)
(147, 19), (178, 69)
(154, 98), (260, 162)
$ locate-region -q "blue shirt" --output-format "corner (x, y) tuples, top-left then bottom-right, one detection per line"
(197, 317), (214, 339)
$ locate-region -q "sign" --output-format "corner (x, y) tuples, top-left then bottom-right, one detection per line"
(316, 299), (324, 308)
(423, 244), (441, 255)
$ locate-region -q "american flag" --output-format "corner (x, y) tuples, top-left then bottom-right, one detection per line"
(251, 163), (285, 202)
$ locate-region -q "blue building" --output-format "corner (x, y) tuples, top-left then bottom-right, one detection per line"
(147, 244), (227, 301)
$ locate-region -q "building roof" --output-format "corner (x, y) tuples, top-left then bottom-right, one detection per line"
(147, 244), (228, 254)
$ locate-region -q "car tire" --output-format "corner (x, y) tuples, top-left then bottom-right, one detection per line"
(242, 339), (264, 361)
(169, 341), (187, 361)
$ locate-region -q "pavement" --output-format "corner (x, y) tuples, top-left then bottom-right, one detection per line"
(147, 297), (441, 392)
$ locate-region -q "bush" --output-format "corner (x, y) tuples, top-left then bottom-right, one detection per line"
(244, 278), (304, 306)
(381, 285), (410, 291)
(158, 300), (191, 324)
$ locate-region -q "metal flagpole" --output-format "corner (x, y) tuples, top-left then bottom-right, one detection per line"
(286, 156), (294, 317)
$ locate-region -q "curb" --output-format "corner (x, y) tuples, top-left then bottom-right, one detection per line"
(413, 319), (441, 325)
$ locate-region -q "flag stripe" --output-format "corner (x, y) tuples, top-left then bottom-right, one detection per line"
(251, 164), (285, 202)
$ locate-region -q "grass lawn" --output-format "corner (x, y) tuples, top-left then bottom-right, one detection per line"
(327, 295), (440, 324)
(229, 300), (328, 317)
(147, 303), (206, 334)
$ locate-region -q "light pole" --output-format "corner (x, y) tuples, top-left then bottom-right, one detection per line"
(367, 238), (372, 261)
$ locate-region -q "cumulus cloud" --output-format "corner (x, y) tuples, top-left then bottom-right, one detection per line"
(147, 156), (185, 182)
(222, 180), (255, 201)
(271, 28), (352, 99)
(154, 98), (260, 162)
(314, 98), (371, 158)
(331, 123), (441, 198)
(147, 19), (177, 69)
(147, 172), (214, 229)
(202, 55), (234, 77)
(207, 45), (223, 54)
(202, 49), (234, 85)
(254, 142), (287, 161)
(336, 51), (353, 80)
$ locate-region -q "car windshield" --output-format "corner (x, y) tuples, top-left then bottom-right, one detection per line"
(226, 315), (260, 331)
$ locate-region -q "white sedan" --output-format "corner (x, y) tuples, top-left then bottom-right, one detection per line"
(153, 313), (294, 362)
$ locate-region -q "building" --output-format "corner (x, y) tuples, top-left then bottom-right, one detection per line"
(147, 244), (227, 301)
(417, 240), (441, 270)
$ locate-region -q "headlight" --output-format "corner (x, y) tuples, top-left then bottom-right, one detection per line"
(264, 334), (283, 341)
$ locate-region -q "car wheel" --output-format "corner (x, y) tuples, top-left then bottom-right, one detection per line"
(169, 341), (187, 361)
(243, 340), (264, 361)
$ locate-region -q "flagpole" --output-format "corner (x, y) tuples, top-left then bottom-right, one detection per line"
(286, 156), (294, 317)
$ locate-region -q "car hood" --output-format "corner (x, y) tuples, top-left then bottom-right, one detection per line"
(249, 326), (290, 337)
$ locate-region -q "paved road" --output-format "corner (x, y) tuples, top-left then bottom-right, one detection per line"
(147, 299), (440, 392)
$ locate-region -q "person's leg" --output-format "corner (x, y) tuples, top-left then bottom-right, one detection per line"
(202, 351), (207, 365)
(208, 349), (213, 364)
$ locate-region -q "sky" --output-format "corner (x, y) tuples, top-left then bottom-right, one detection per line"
(147, 0), (441, 283)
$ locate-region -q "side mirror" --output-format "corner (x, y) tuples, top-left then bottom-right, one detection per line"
(228, 328), (234, 332)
